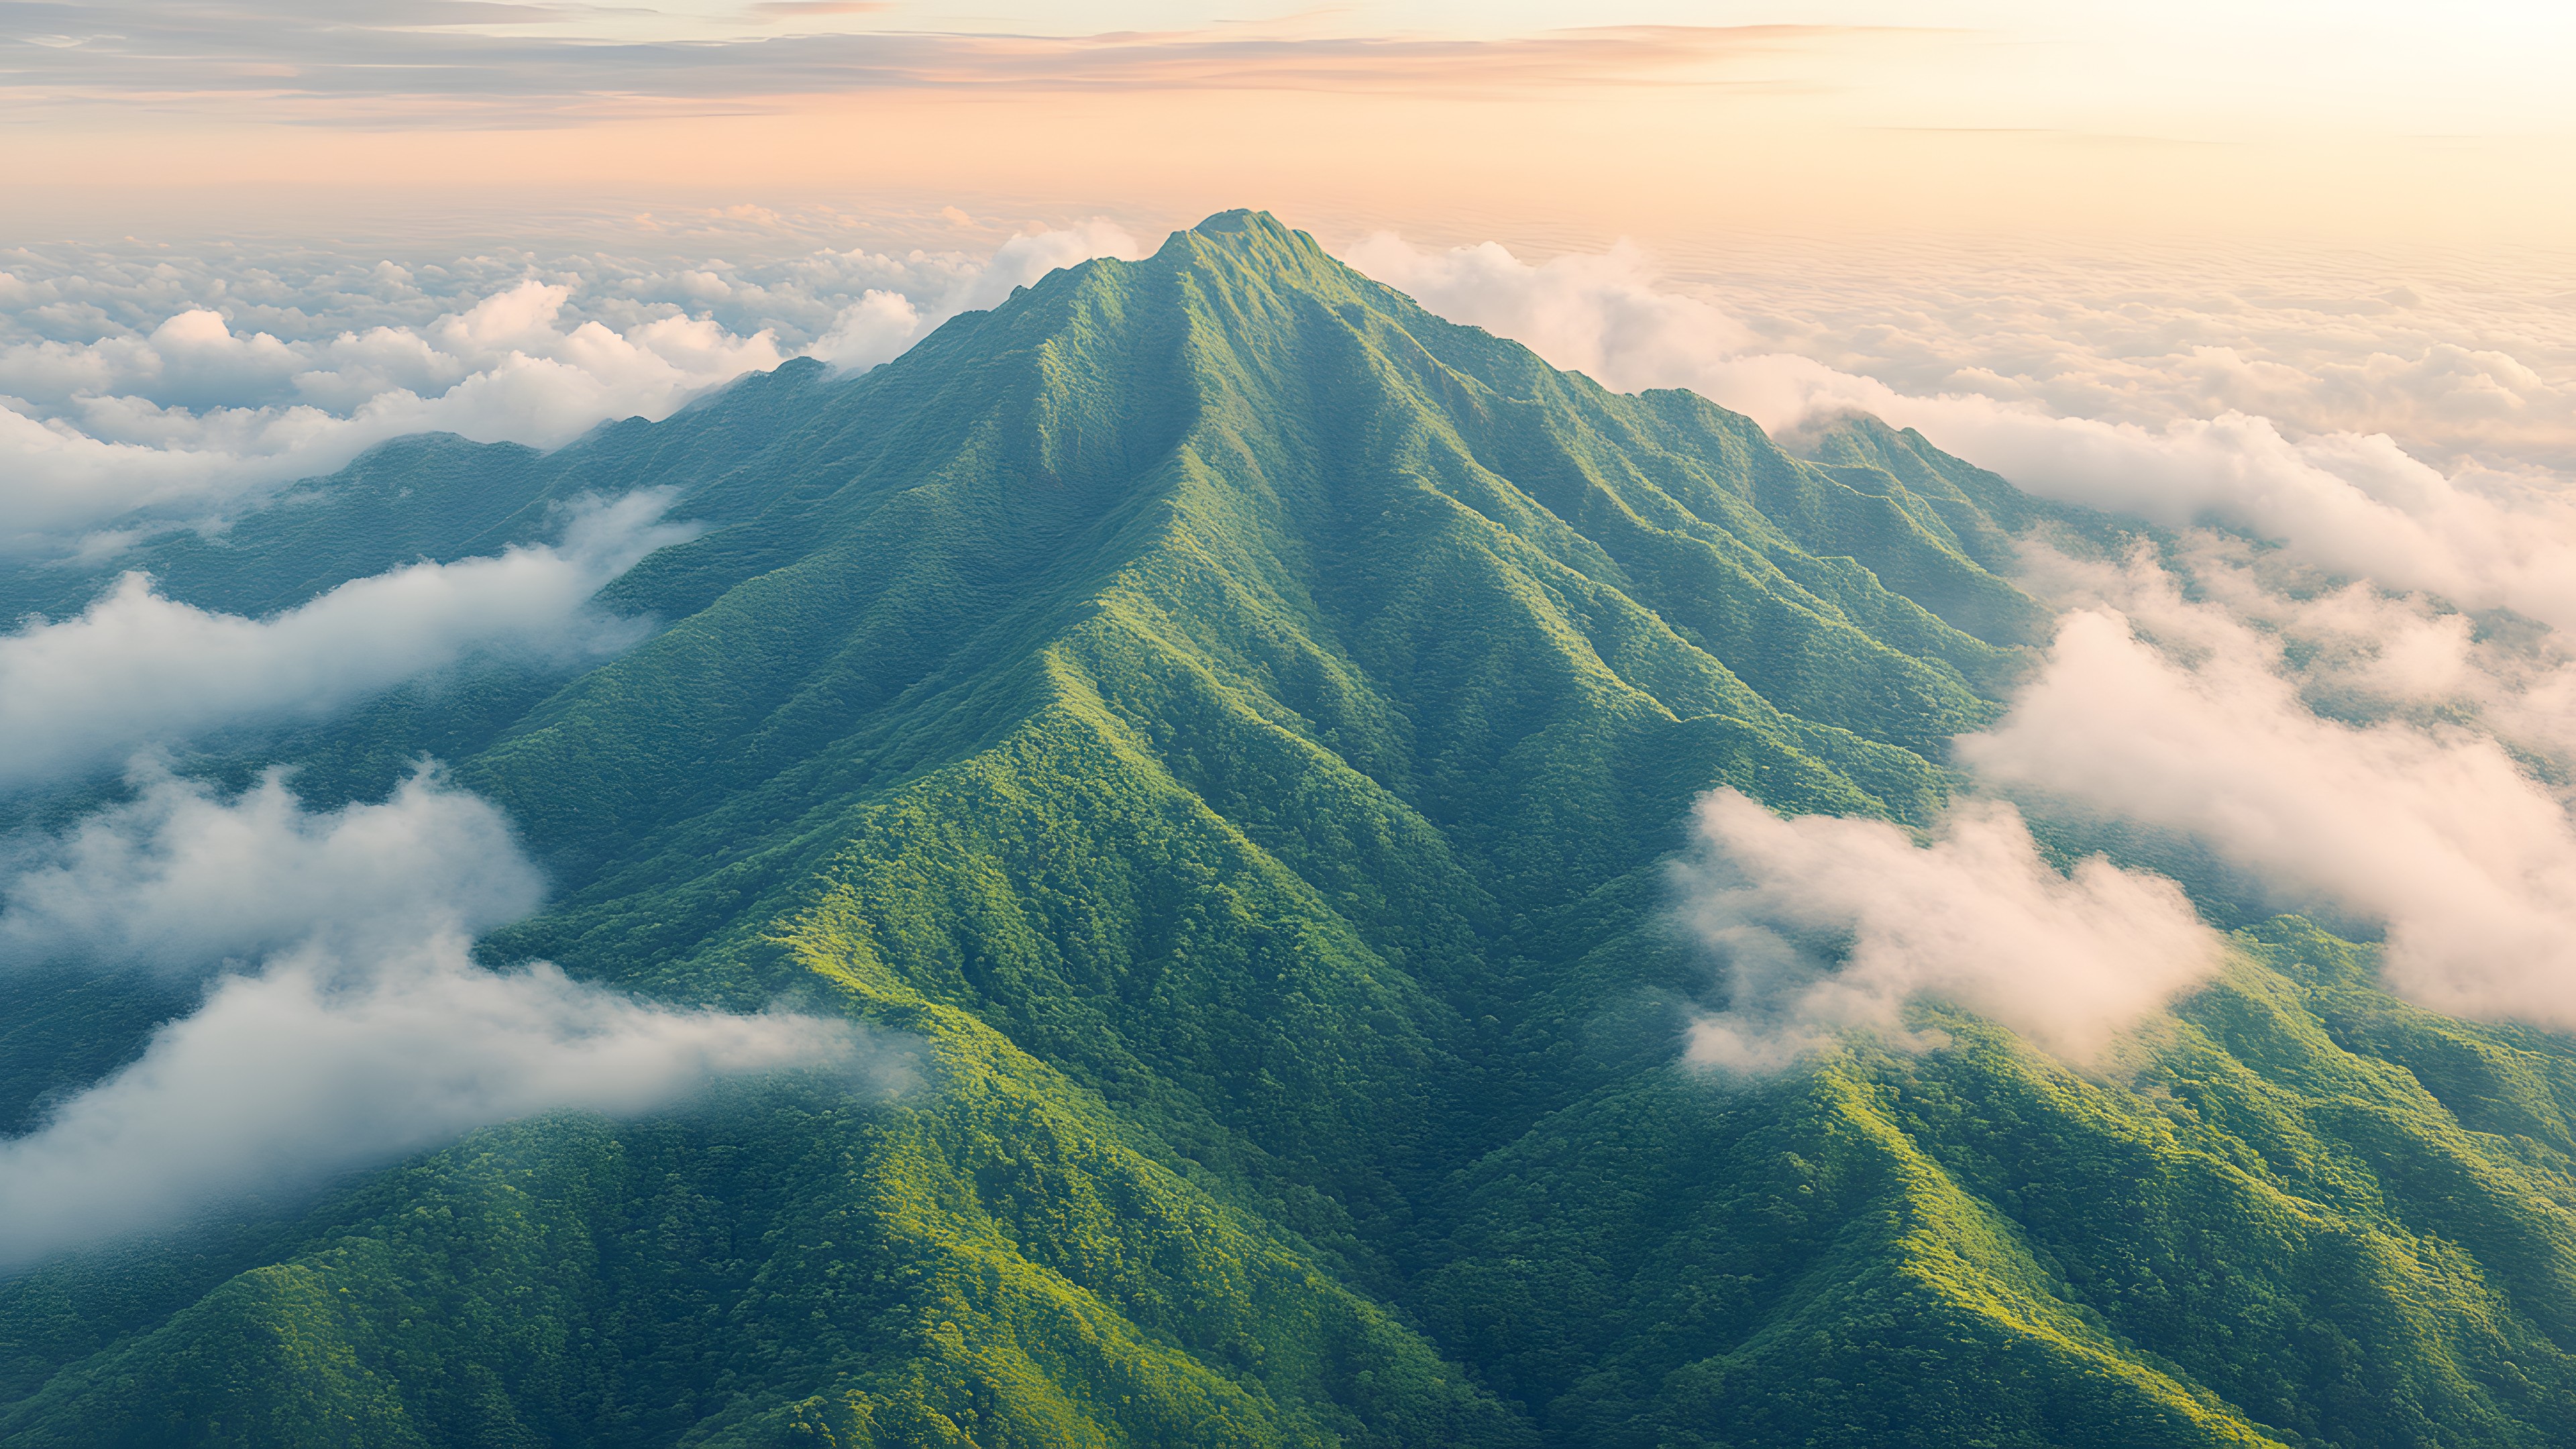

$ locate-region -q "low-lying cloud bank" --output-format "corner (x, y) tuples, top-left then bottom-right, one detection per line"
(1678, 533), (2576, 1069)
(0, 221), (1142, 550)
(1679, 791), (2222, 1073)
(0, 489), (691, 788)
(0, 766), (894, 1268)
(1964, 545), (2576, 1031)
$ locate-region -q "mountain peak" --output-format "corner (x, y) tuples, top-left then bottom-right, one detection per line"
(1187, 207), (1291, 237)
(1150, 207), (1328, 274)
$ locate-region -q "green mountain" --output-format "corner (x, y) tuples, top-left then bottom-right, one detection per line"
(8, 211), (2576, 1448)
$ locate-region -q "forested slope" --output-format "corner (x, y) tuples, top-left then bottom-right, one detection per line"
(6, 212), (2576, 1448)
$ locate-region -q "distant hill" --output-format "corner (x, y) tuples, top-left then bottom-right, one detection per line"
(6, 211), (2575, 1449)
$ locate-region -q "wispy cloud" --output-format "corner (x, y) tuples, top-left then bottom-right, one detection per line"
(1679, 790), (2221, 1072)
(0, 763), (891, 1267)
(1, 762), (540, 970)
(749, 0), (894, 19)
(0, 938), (851, 1267)
(0, 490), (692, 784)
(0, 11), (1886, 123)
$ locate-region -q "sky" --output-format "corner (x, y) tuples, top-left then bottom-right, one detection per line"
(7, 0), (2576, 1254)
(6, 1), (2575, 247)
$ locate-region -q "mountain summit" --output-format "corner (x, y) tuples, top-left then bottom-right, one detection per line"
(7, 213), (2576, 1448)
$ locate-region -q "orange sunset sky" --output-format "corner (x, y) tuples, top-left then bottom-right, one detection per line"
(6, 1), (2573, 253)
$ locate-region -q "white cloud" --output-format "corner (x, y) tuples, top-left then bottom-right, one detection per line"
(0, 762), (540, 971)
(0, 488), (694, 788)
(1678, 789), (2222, 1072)
(808, 219), (1144, 370)
(1357, 226), (2576, 1049)
(0, 933), (863, 1267)
(810, 288), (924, 370)
(1960, 547), (2576, 1032)
(1343, 233), (1754, 391)
(0, 300), (782, 548)
(2133, 532), (2576, 780)
(0, 766), (885, 1268)
(0, 221), (1146, 550)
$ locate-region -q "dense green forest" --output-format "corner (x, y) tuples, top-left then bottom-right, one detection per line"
(7, 211), (2576, 1446)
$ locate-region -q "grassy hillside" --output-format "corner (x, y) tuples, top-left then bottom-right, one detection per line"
(6, 211), (2575, 1447)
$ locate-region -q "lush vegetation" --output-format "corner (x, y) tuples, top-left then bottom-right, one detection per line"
(6, 211), (2575, 1446)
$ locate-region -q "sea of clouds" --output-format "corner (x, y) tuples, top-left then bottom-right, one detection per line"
(6, 209), (2576, 1263)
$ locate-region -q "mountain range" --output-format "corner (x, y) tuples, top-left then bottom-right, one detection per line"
(6, 211), (2576, 1448)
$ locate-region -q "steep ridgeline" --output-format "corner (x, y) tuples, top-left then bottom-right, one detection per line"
(7, 213), (2576, 1448)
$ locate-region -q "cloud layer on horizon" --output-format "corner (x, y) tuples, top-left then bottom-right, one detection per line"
(0, 219), (1143, 549)
(1661, 232), (2576, 480)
